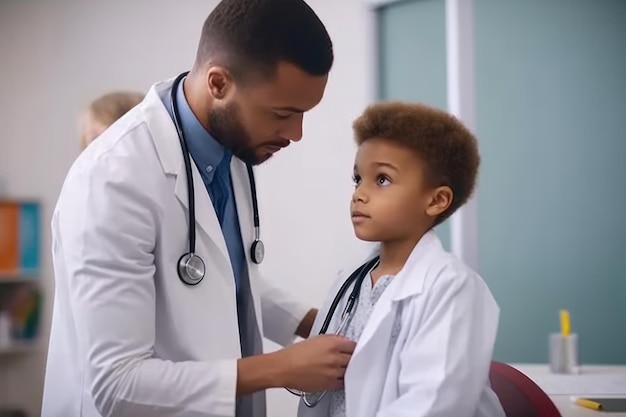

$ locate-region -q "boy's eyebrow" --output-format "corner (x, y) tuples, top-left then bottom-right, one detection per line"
(373, 161), (399, 171)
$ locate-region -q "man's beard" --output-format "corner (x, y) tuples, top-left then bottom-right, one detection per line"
(208, 103), (262, 166)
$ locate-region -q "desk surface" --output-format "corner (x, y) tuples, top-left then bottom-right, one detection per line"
(511, 364), (626, 417)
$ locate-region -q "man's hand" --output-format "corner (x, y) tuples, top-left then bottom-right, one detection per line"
(295, 308), (318, 339)
(236, 333), (355, 397)
(274, 334), (356, 393)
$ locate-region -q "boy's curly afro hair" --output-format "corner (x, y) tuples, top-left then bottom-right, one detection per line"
(352, 101), (480, 226)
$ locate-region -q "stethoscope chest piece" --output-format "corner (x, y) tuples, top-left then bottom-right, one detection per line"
(250, 239), (264, 264)
(178, 253), (206, 285)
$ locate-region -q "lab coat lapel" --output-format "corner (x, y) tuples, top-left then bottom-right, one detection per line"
(345, 293), (394, 417)
(143, 80), (230, 265)
(230, 159), (253, 264)
(230, 159), (263, 320)
(346, 231), (441, 414)
(350, 232), (437, 357)
(173, 158), (230, 264)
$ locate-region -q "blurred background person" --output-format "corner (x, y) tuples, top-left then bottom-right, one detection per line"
(79, 91), (144, 150)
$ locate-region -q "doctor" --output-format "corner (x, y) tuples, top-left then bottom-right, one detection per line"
(41, 1), (355, 417)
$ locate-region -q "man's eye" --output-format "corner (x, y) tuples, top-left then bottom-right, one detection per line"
(273, 113), (291, 120)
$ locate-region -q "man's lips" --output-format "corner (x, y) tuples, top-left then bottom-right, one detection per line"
(263, 140), (290, 152)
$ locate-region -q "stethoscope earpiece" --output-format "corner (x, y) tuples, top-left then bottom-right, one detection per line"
(170, 71), (264, 286)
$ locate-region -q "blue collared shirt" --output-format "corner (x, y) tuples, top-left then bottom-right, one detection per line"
(162, 78), (247, 295)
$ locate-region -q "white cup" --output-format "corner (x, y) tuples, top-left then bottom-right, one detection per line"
(549, 332), (579, 374)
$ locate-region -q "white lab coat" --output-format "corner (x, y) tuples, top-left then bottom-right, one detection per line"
(41, 79), (310, 417)
(298, 231), (506, 417)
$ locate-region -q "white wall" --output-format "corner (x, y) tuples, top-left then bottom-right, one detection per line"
(0, 0), (376, 416)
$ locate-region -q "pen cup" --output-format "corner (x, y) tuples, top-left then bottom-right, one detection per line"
(549, 332), (579, 374)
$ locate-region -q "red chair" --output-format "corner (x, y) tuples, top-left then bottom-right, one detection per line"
(489, 361), (562, 417)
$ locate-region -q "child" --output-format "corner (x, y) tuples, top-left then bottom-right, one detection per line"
(298, 102), (505, 417)
(79, 90), (144, 150)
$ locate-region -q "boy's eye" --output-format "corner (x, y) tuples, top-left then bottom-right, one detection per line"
(352, 174), (361, 186)
(377, 175), (391, 186)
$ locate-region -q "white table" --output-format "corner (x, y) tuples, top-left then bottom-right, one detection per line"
(511, 364), (626, 417)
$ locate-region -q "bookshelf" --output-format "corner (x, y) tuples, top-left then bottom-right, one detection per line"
(0, 200), (42, 356)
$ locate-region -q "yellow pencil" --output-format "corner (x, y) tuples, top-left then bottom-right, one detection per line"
(560, 309), (571, 337)
(574, 398), (602, 411)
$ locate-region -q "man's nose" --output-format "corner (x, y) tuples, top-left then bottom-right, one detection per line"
(279, 114), (304, 142)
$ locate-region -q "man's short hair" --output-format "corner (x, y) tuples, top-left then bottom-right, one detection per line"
(194, 0), (333, 82)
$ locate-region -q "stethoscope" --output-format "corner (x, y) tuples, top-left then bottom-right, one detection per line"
(170, 71), (265, 286)
(286, 255), (380, 407)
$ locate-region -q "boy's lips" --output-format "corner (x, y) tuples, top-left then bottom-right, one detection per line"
(351, 210), (370, 222)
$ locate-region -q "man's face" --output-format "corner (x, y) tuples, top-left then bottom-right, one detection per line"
(207, 61), (328, 165)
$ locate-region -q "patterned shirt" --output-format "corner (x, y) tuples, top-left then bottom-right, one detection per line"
(328, 269), (403, 417)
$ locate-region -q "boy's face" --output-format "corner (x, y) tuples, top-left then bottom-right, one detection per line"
(350, 137), (452, 242)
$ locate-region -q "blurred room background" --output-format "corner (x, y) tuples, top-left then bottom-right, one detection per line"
(0, 0), (624, 416)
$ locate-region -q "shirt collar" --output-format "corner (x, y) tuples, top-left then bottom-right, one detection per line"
(174, 76), (229, 183)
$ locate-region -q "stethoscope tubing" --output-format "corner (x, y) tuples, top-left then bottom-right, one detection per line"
(170, 71), (264, 285)
(287, 255), (380, 408)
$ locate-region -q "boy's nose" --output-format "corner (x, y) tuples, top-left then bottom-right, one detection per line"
(352, 188), (367, 203)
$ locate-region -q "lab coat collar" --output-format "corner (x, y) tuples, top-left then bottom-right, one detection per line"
(171, 76), (227, 185)
(364, 230), (442, 301)
(390, 230), (441, 301)
(143, 77), (181, 176)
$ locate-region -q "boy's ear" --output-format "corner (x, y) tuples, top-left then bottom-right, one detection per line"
(425, 186), (453, 217)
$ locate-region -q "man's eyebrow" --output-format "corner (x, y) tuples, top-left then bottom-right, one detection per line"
(272, 106), (306, 113)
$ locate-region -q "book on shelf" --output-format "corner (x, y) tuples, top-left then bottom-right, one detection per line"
(0, 200), (41, 279)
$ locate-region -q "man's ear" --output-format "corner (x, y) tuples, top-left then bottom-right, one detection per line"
(206, 66), (233, 100)
(425, 185), (453, 218)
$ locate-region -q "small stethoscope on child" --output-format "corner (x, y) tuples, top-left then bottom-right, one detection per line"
(170, 71), (265, 286)
(286, 255), (381, 407)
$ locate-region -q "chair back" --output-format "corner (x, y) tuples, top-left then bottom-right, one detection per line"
(489, 361), (562, 417)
